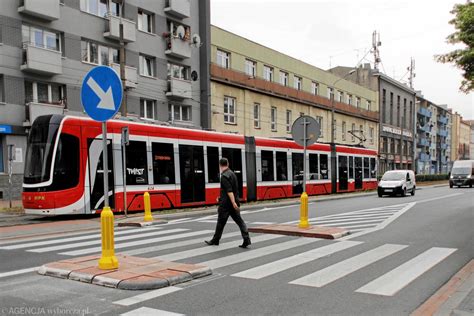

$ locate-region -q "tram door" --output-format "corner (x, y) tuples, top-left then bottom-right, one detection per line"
(222, 148), (243, 200)
(338, 155), (348, 191)
(354, 156), (363, 189)
(292, 153), (304, 195)
(87, 138), (114, 210)
(179, 145), (205, 203)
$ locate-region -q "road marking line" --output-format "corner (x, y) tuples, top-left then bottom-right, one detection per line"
(198, 220), (219, 223)
(114, 286), (182, 306)
(310, 218), (390, 225)
(325, 223), (377, 229)
(166, 218), (192, 224)
(120, 307), (184, 316)
(0, 226), (163, 250)
(320, 211), (397, 219)
(289, 244), (408, 287)
(199, 238), (319, 270)
(157, 234), (282, 262)
(0, 267), (39, 279)
(60, 230), (211, 256)
(29, 228), (188, 253)
(232, 241), (361, 279)
(417, 193), (463, 204)
(356, 247), (457, 296)
(252, 221), (276, 225)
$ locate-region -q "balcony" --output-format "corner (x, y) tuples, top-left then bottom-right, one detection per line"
(437, 116), (448, 125)
(165, 36), (191, 59)
(25, 102), (64, 126)
(418, 152), (430, 162)
(110, 63), (138, 89)
(417, 107), (432, 118)
(417, 137), (430, 147)
(164, 0), (190, 18)
(440, 143), (448, 150)
(437, 129), (448, 137)
(417, 123), (431, 133)
(104, 15), (136, 43)
(166, 78), (192, 99)
(18, 0), (60, 21)
(21, 43), (62, 75)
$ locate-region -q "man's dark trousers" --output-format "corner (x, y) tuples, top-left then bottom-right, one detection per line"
(212, 206), (249, 242)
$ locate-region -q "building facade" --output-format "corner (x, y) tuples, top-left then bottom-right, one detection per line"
(459, 120), (471, 160)
(331, 64), (416, 172)
(0, 0), (211, 200)
(210, 26), (379, 151)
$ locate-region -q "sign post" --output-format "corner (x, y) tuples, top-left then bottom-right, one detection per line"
(81, 66), (123, 270)
(291, 116), (321, 228)
(7, 144), (15, 209)
(121, 126), (129, 217)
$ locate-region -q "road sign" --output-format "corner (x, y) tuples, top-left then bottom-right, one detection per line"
(81, 66), (123, 122)
(291, 115), (321, 147)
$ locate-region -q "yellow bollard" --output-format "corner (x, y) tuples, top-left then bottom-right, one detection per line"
(98, 206), (119, 270)
(143, 192), (153, 222)
(298, 192), (310, 228)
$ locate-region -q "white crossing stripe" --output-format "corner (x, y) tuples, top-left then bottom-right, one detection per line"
(232, 241), (361, 279)
(289, 244), (408, 287)
(311, 219), (387, 227)
(356, 247), (457, 296)
(317, 211), (396, 220)
(114, 286), (182, 306)
(251, 222), (276, 225)
(157, 234), (282, 262)
(0, 226), (163, 250)
(166, 218), (192, 224)
(120, 307), (184, 316)
(199, 238), (320, 270)
(124, 231), (242, 256)
(323, 223), (377, 229)
(310, 216), (391, 225)
(29, 228), (188, 253)
(198, 220), (219, 223)
(60, 230), (211, 256)
(0, 267), (39, 279)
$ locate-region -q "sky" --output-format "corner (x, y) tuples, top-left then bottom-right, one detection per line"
(211, 0), (474, 120)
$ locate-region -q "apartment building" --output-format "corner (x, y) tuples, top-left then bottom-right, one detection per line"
(0, 0), (211, 200)
(450, 111), (471, 161)
(331, 64), (416, 172)
(210, 26), (379, 152)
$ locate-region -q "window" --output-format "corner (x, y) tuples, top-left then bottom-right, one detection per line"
(312, 82), (319, 95)
(367, 100), (371, 111)
(349, 156), (354, 179)
(294, 76), (302, 90)
(271, 106), (277, 131)
(140, 99), (156, 120)
(369, 127), (374, 144)
(152, 143), (175, 184)
(403, 98), (407, 129)
(370, 157), (376, 178)
(224, 96), (236, 124)
(390, 92), (394, 125)
(309, 154), (319, 180)
(216, 49), (230, 68)
(139, 54), (155, 77)
(280, 71), (288, 86)
(320, 154), (329, 179)
(138, 9), (154, 33)
(207, 146), (220, 183)
(167, 63), (190, 80)
(25, 81), (65, 105)
(397, 95), (401, 126)
(356, 97), (361, 108)
(0, 137), (3, 173)
(81, 40), (119, 65)
(263, 65), (273, 81)
(363, 157), (370, 179)
(382, 89), (387, 123)
(261, 150), (274, 181)
(315, 116), (323, 137)
(245, 59), (256, 77)
(338, 90), (344, 102)
(80, 0), (119, 17)
(0, 75), (4, 103)
(51, 134), (80, 190)
(334, 119), (337, 140)
(347, 94), (352, 105)
(276, 152), (288, 181)
(351, 123), (356, 142)
(168, 104), (191, 122)
(286, 110), (292, 133)
(22, 25), (61, 51)
(253, 103), (260, 128)
(342, 121), (346, 141)
(126, 141), (148, 185)
(328, 87), (334, 100)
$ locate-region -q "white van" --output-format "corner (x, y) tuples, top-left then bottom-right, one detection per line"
(449, 160), (474, 188)
(378, 170), (416, 197)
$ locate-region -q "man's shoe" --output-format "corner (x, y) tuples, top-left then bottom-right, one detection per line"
(205, 240), (219, 246)
(239, 238), (251, 248)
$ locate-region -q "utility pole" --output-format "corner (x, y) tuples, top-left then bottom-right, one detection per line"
(372, 30), (381, 71)
(408, 58), (415, 89)
(119, 2), (127, 117)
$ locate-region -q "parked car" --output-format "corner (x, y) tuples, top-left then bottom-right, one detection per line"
(449, 160), (474, 188)
(378, 170), (416, 197)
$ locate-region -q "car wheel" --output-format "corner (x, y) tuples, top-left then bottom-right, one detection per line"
(470, 183), (472, 188)
(378, 192), (383, 197)
(458, 185), (461, 188)
(411, 187), (415, 196)
(450, 183), (453, 188)
(401, 188), (406, 197)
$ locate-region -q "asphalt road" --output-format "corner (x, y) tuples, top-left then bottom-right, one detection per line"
(0, 186), (472, 316)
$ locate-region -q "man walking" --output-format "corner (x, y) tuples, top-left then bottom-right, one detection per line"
(205, 158), (251, 248)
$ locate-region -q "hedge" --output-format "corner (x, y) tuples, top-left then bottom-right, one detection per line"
(415, 174), (449, 182)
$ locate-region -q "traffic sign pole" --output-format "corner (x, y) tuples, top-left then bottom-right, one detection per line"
(299, 117), (309, 228)
(102, 122), (109, 208)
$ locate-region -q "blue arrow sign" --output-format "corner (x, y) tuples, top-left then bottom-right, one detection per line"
(81, 66), (123, 122)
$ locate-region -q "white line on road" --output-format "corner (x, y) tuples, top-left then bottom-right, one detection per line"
(120, 307), (184, 316)
(356, 247), (457, 296)
(0, 267), (39, 279)
(114, 286), (182, 306)
(289, 244), (408, 287)
(416, 193), (464, 204)
(310, 217), (390, 225)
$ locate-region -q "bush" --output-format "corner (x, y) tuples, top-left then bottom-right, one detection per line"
(415, 174), (449, 182)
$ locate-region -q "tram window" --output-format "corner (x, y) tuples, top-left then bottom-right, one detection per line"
(207, 146), (220, 183)
(370, 157), (376, 178)
(309, 154), (319, 180)
(52, 133), (79, 190)
(349, 156), (354, 179)
(261, 150), (274, 181)
(152, 142), (175, 184)
(276, 152), (287, 181)
(320, 154), (329, 179)
(363, 157), (370, 179)
(126, 141), (148, 185)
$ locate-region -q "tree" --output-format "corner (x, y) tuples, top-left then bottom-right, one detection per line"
(436, 1), (474, 93)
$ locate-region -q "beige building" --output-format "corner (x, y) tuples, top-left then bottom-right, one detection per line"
(210, 26), (379, 151)
(450, 111), (471, 160)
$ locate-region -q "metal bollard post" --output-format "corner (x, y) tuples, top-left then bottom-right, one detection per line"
(98, 206), (119, 270)
(143, 192), (153, 222)
(298, 192), (310, 228)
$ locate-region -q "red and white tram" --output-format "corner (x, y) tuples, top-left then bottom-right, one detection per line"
(22, 115), (378, 215)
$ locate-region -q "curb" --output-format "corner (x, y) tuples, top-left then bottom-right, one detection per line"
(117, 219), (168, 227)
(248, 224), (349, 240)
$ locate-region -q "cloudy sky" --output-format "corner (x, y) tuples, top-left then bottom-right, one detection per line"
(211, 0), (473, 120)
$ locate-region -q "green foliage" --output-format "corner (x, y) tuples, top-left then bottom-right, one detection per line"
(436, 1), (474, 93)
(415, 174), (450, 182)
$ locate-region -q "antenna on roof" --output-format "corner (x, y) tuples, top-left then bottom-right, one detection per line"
(371, 30), (381, 70)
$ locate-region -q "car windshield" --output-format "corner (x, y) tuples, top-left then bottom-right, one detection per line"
(451, 167), (471, 175)
(381, 172), (405, 181)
